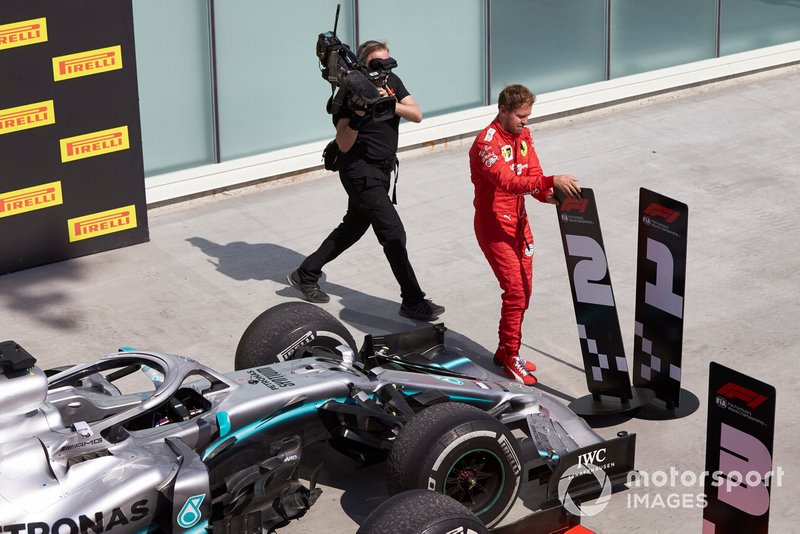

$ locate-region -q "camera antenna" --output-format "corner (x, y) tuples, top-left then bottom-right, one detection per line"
(332, 3), (340, 38)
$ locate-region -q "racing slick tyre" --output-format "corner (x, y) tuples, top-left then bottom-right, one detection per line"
(386, 402), (523, 529)
(235, 302), (358, 370)
(357, 489), (488, 534)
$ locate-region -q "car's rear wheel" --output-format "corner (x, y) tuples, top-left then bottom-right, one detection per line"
(235, 302), (357, 370)
(386, 402), (523, 528)
(357, 489), (488, 534)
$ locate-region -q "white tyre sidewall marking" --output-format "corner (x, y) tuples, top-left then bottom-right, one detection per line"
(428, 428), (522, 527)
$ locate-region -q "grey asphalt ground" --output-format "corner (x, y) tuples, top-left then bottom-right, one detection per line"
(2, 64), (799, 533)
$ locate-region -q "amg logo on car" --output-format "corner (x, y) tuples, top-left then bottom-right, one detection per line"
(254, 367), (295, 389)
(0, 499), (148, 533)
(59, 437), (103, 452)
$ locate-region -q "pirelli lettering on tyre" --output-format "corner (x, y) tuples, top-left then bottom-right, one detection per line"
(0, 17), (48, 51)
(60, 126), (130, 162)
(497, 434), (522, 475)
(0, 100), (55, 136)
(0, 181), (63, 218)
(53, 45), (123, 81)
(68, 205), (137, 242)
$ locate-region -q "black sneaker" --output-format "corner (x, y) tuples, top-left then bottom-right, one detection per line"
(287, 270), (330, 303)
(399, 299), (445, 321)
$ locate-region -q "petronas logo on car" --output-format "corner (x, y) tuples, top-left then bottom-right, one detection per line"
(177, 494), (205, 528)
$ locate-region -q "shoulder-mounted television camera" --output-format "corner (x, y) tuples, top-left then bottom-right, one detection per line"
(316, 4), (396, 122)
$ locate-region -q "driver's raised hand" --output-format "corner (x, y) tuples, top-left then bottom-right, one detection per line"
(553, 174), (581, 199)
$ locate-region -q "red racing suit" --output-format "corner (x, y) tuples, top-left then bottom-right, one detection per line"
(468, 118), (554, 361)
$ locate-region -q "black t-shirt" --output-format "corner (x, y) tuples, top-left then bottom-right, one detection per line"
(333, 72), (410, 162)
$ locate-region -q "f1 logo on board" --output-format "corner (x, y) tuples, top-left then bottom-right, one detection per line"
(560, 198), (589, 213)
(717, 382), (768, 409)
(0, 18), (48, 51)
(53, 45), (123, 81)
(0, 101), (56, 136)
(60, 126), (130, 162)
(643, 203), (680, 223)
(68, 205), (137, 242)
(0, 181), (63, 218)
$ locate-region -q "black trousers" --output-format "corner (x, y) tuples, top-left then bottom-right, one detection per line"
(297, 157), (425, 304)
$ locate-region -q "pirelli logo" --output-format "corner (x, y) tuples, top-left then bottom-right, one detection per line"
(68, 205), (137, 242)
(0, 17), (48, 51)
(0, 100), (55, 136)
(0, 181), (63, 219)
(60, 126), (130, 162)
(53, 45), (123, 81)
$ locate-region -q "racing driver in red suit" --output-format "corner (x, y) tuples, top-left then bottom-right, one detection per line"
(469, 84), (581, 385)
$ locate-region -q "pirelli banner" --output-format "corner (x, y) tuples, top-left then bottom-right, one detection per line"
(632, 189), (688, 407)
(556, 189), (633, 401)
(0, 1), (148, 274)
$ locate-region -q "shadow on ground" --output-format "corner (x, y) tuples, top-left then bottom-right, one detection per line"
(187, 237), (415, 334)
(0, 258), (87, 331)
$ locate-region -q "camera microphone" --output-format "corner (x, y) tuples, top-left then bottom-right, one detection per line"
(343, 70), (396, 122)
(344, 70), (381, 100)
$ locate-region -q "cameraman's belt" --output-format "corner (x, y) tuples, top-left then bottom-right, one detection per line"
(363, 155), (395, 169)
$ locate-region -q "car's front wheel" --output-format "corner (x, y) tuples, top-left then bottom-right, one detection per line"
(234, 302), (357, 370)
(357, 489), (488, 534)
(386, 402), (523, 528)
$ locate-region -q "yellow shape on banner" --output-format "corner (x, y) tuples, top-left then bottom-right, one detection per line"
(0, 17), (48, 51)
(0, 100), (55, 135)
(53, 45), (123, 81)
(60, 126), (130, 162)
(0, 181), (63, 219)
(67, 205), (137, 242)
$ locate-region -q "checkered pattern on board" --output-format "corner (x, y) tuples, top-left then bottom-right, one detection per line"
(577, 323), (629, 383)
(635, 321), (681, 383)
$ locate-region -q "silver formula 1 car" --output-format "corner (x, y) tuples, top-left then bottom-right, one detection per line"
(0, 302), (635, 533)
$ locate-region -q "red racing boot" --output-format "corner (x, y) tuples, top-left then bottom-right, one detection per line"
(503, 355), (537, 386)
(493, 347), (536, 372)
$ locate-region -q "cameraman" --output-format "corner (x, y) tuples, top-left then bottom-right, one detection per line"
(289, 40), (444, 321)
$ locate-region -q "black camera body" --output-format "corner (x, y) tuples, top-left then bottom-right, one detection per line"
(316, 30), (356, 85)
(316, 7), (396, 122)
